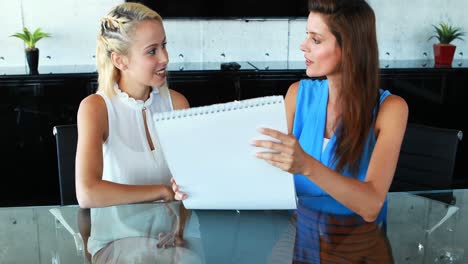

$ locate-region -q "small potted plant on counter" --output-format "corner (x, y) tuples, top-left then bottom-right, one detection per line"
(429, 22), (465, 66)
(10, 27), (51, 74)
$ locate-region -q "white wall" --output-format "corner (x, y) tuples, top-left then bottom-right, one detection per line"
(0, 0), (122, 68)
(369, 0), (467, 61)
(0, 0), (25, 67)
(0, 0), (467, 68)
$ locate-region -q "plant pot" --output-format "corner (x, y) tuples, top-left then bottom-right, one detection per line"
(433, 44), (456, 66)
(26, 48), (39, 75)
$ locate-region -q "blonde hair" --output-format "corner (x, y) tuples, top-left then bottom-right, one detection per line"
(96, 3), (163, 97)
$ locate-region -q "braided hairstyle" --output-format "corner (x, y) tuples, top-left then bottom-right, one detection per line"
(96, 3), (162, 96)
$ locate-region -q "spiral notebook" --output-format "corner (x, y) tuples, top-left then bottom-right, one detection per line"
(153, 96), (297, 210)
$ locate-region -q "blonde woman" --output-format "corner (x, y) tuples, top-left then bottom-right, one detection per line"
(74, 3), (195, 261)
(76, 2), (189, 208)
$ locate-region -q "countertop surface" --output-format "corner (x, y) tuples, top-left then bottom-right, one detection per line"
(1, 59), (468, 76)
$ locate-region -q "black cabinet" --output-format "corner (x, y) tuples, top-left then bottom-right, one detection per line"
(240, 71), (305, 99)
(0, 75), (91, 206)
(381, 68), (468, 189)
(1, 64), (467, 205)
(168, 71), (238, 106)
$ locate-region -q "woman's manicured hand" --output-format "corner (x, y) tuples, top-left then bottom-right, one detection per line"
(252, 128), (309, 175)
(171, 177), (187, 200)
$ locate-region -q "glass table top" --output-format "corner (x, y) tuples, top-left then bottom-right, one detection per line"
(0, 189), (467, 263)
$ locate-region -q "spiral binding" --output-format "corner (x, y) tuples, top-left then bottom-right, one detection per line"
(154, 95), (284, 122)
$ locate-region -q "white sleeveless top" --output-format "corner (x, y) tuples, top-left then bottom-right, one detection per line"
(98, 83), (173, 186)
(322, 137), (330, 153)
(88, 84), (175, 256)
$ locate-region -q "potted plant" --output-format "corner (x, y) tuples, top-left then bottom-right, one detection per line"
(10, 27), (51, 74)
(429, 22), (465, 66)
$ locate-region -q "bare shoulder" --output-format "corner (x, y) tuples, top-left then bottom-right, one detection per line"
(77, 94), (108, 138)
(285, 81), (300, 108)
(285, 81), (300, 133)
(78, 94), (107, 119)
(169, 89), (190, 110)
(379, 94), (408, 117)
(375, 94), (409, 133)
(286, 81), (300, 98)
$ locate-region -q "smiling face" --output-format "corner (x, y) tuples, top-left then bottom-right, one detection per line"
(300, 12), (342, 78)
(124, 19), (168, 88)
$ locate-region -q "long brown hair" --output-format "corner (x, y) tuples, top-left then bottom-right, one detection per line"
(309, 0), (380, 174)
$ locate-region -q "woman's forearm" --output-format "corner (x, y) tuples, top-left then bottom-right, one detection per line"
(76, 180), (172, 208)
(302, 156), (385, 222)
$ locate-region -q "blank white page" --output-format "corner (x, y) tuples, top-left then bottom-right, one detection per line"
(153, 96), (297, 210)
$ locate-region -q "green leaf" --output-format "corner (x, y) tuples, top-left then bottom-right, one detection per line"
(429, 22), (465, 44)
(9, 26), (51, 49)
(23, 27), (33, 48)
(10, 32), (29, 42)
(32, 28), (51, 44)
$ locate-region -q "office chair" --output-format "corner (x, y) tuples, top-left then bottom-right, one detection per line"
(53, 124), (78, 206)
(390, 123), (463, 203)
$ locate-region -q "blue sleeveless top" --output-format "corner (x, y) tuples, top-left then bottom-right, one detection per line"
(292, 79), (391, 215)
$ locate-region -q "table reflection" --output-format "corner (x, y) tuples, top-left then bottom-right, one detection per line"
(3, 189), (468, 263)
(72, 195), (393, 263)
(293, 197), (392, 263)
(83, 202), (202, 263)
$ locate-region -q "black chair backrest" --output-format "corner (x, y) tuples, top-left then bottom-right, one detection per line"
(53, 124), (78, 206)
(390, 123), (463, 192)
